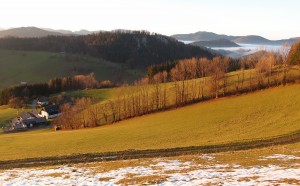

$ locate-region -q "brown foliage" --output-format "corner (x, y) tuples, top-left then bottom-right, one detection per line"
(8, 97), (25, 109)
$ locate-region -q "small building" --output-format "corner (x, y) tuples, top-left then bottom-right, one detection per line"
(39, 105), (61, 119)
(37, 96), (49, 106)
(19, 112), (47, 128)
(7, 117), (27, 131)
(4, 112), (47, 132)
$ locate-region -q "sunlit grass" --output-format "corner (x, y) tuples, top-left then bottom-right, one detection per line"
(0, 84), (300, 160)
(0, 107), (18, 127)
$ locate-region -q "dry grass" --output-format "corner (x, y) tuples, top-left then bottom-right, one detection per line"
(278, 178), (300, 184)
(237, 176), (260, 182)
(83, 159), (151, 173)
(99, 177), (114, 181)
(116, 175), (169, 185)
(41, 172), (65, 177)
(212, 144), (300, 167)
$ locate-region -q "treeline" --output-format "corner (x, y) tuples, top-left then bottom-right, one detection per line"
(147, 57), (241, 81)
(0, 31), (214, 68)
(287, 41), (300, 65)
(147, 61), (177, 80)
(53, 40), (300, 130)
(0, 73), (113, 106)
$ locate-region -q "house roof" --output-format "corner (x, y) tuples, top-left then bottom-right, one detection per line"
(37, 96), (49, 102)
(20, 112), (37, 120)
(44, 105), (60, 115)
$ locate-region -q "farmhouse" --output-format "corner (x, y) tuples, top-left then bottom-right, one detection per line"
(39, 105), (61, 119)
(19, 112), (47, 127)
(5, 117), (27, 132)
(4, 112), (47, 132)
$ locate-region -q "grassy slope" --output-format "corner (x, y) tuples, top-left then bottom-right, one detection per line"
(0, 84), (300, 160)
(63, 88), (115, 103)
(0, 106), (18, 127)
(0, 50), (144, 90)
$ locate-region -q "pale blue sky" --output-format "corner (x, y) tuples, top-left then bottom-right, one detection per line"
(0, 0), (299, 39)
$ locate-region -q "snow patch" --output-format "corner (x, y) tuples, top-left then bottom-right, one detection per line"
(260, 154), (300, 161)
(0, 154), (299, 185)
(199, 154), (215, 161)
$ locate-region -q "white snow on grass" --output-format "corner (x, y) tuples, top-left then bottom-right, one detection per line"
(260, 154), (300, 161)
(150, 160), (192, 171)
(199, 154), (215, 161)
(0, 154), (299, 185)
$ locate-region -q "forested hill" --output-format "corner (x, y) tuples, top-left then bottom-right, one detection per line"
(0, 31), (214, 68)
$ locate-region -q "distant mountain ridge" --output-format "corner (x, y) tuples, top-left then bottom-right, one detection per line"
(0, 27), (101, 38)
(191, 39), (240, 48)
(172, 31), (299, 45)
(233, 35), (270, 44)
(0, 27), (64, 38)
(43, 28), (100, 35)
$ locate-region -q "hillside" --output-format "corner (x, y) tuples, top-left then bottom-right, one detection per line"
(1, 84), (300, 161)
(43, 28), (96, 35)
(0, 50), (143, 90)
(172, 31), (237, 42)
(0, 31), (214, 68)
(233, 35), (271, 44)
(191, 39), (240, 47)
(172, 31), (299, 45)
(0, 106), (18, 127)
(0, 27), (64, 38)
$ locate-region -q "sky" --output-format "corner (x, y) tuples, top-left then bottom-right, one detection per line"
(0, 0), (299, 39)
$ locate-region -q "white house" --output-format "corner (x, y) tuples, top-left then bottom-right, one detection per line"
(38, 105), (61, 119)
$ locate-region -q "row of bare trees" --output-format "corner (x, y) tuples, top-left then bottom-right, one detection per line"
(54, 45), (299, 130)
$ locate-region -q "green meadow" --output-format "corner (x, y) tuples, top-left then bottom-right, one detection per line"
(0, 84), (300, 161)
(0, 50), (144, 90)
(0, 106), (18, 127)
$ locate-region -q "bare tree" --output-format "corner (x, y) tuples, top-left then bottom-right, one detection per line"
(246, 54), (259, 90)
(8, 97), (25, 109)
(87, 104), (100, 127)
(100, 103), (109, 124)
(75, 98), (92, 127)
(255, 57), (268, 88)
(209, 57), (225, 98)
(170, 67), (181, 106)
(266, 52), (276, 86)
(279, 43), (290, 85)
(222, 57), (230, 96)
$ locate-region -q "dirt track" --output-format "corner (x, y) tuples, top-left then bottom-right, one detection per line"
(1, 130), (300, 170)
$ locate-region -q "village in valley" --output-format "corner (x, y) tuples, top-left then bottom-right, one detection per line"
(2, 96), (61, 132)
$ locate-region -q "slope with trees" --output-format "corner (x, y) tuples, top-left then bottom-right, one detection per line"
(52, 41), (300, 130)
(0, 31), (214, 68)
